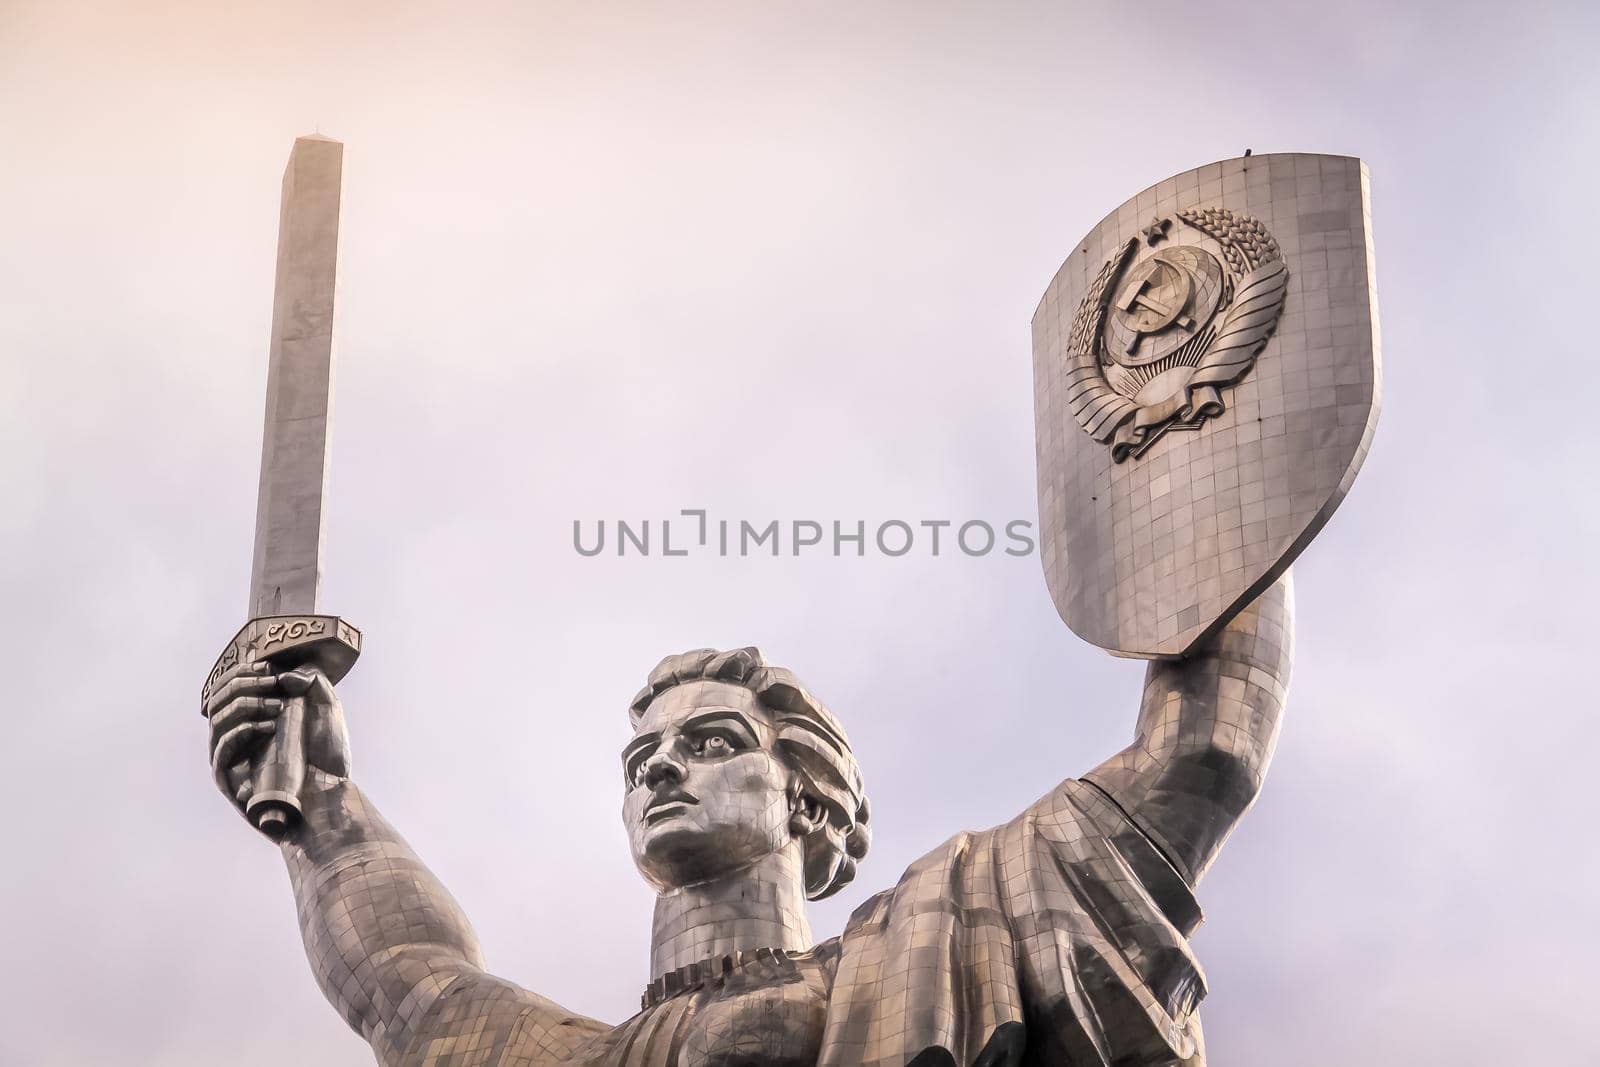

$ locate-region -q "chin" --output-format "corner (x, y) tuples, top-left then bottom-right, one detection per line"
(636, 819), (761, 887)
(635, 820), (710, 875)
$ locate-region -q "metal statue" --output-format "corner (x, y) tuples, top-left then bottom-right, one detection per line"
(203, 147), (1380, 1066)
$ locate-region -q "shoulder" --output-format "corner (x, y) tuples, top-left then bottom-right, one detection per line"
(839, 786), (1066, 923)
(395, 967), (610, 1067)
(820, 782), (1207, 1066)
(839, 780), (1196, 936)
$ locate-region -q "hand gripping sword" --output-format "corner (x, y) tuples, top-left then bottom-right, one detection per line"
(201, 135), (361, 838)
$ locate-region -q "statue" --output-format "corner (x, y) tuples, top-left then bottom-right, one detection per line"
(203, 147), (1380, 1067)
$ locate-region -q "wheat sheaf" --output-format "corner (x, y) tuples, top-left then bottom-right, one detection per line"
(1175, 207), (1288, 406)
(1064, 238), (1138, 442)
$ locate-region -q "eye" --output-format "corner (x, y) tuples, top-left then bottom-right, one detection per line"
(624, 749), (652, 788)
(691, 733), (734, 757)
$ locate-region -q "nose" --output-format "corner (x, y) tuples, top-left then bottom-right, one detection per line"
(642, 747), (686, 789)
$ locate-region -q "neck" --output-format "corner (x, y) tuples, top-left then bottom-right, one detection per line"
(649, 842), (813, 978)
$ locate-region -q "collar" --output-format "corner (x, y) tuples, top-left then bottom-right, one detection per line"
(642, 947), (796, 1010)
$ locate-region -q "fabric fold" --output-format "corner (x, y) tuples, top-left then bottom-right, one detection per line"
(819, 779), (1206, 1067)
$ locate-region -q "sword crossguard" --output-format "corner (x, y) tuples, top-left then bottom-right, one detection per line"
(203, 614), (362, 838)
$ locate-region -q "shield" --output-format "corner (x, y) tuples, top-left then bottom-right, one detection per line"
(1032, 153), (1381, 658)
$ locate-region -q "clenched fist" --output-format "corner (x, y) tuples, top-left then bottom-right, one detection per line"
(204, 662), (351, 834)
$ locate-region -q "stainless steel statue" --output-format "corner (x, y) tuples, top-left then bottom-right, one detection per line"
(203, 146), (1380, 1066)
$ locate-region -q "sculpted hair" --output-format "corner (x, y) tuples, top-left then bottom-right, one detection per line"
(629, 647), (871, 900)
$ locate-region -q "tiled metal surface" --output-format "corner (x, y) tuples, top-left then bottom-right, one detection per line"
(1032, 153), (1381, 657)
(250, 134), (342, 620)
(202, 149), (1328, 1066)
(207, 589), (1294, 1065)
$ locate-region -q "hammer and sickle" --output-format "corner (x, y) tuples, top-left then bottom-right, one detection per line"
(1116, 251), (1196, 355)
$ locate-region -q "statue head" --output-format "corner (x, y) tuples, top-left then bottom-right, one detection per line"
(623, 647), (870, 900)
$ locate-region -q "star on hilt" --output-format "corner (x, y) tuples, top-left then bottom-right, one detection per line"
(1141, 217), (1171, 246)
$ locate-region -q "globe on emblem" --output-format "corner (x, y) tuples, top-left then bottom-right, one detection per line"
(1104, 245), (1226, 365)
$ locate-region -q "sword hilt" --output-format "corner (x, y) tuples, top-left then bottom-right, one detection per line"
(203, 614), (362, 838)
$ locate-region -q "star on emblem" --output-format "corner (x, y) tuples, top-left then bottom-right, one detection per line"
(1140, 217), (1171, 246)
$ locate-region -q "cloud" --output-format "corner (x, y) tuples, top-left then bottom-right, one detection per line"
(3, 2), (1596, 1064)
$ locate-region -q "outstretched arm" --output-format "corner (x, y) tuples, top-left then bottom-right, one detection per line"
(1084, 572), (1294, 886)
(207, 665), (600, 1065)
(282, 776), (487, 1062)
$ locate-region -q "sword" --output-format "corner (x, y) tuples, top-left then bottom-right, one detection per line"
(201, 135), (361, 839)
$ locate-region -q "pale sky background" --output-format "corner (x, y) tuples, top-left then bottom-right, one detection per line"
(4, 1), (1598, 1064)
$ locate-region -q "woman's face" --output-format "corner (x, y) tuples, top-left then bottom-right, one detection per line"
(622, 680), (794, 890)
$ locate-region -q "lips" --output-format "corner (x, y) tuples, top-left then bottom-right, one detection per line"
(643, 789), (699, 826)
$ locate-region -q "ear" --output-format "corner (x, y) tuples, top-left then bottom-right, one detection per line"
(788, 792), (826, 837)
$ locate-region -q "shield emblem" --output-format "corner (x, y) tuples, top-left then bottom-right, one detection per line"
(1032, 153), (1381, 658)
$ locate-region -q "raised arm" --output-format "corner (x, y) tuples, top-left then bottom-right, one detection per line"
(1084, 572), (1294, 886)
(206, 664), (601, 1065)
(284, 775), (487, 1061)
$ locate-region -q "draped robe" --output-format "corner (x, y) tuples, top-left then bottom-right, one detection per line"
(314, 580), (1293, 1067)
(397, 779), (1206, 1067)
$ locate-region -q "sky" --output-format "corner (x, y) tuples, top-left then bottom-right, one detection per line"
(3, 1), (1598, 1064)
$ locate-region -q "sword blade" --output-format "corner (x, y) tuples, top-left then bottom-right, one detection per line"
(248, 135), (343, 617)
